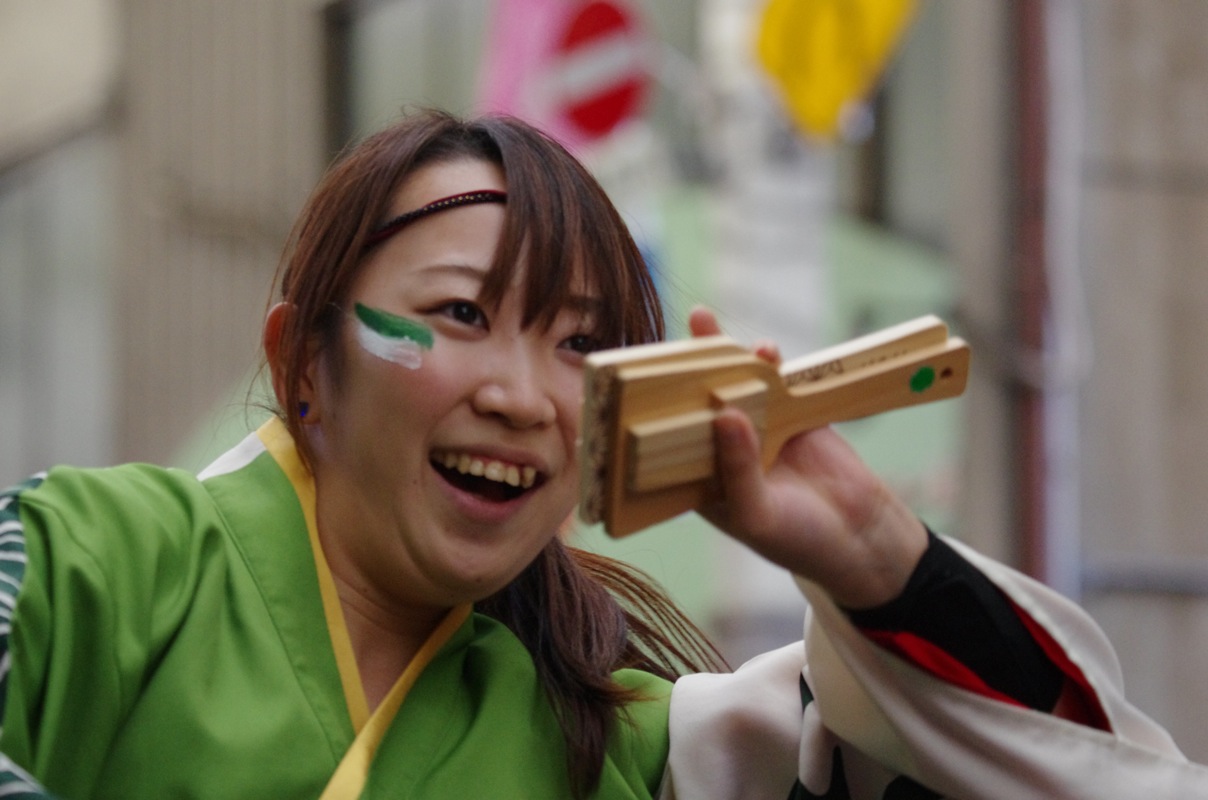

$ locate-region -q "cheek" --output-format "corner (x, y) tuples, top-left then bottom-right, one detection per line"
(334, 355), (451, 441)
(380, 374), (447, 432)
(554, 379), (585, 451)
(406, 351), (473, 401)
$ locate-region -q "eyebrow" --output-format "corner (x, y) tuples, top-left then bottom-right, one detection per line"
(414, 264), (601, 308)
(414, 263), (489, 281)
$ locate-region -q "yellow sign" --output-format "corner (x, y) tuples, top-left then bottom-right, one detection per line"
(756, 0), (919, 141)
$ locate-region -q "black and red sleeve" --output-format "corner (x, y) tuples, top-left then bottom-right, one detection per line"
(844, 531), (1109, 729)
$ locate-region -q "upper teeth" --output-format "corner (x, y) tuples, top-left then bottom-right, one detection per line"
(438, 451), (537, 488)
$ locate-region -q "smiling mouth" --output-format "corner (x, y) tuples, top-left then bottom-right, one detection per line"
(430, 450), (543, 503)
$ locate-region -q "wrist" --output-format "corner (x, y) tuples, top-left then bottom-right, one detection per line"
(825, 493), (928, 610)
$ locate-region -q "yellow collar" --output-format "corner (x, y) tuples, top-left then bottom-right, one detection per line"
(256, 418), (471, 798)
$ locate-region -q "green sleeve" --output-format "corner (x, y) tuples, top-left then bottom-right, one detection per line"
(1, 465), (202, 798)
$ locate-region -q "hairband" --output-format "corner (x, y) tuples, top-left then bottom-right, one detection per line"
(364, 189), (508, 248)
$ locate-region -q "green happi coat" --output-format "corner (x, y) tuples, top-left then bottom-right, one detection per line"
(5, 423), (1208, 799)
(0, 421), (671, 799)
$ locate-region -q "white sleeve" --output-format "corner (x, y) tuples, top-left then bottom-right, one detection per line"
(659, 642), (805, 800)
(661, 537), (1208, 800)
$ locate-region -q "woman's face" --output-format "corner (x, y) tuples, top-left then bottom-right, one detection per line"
(308, 158), (600, 611)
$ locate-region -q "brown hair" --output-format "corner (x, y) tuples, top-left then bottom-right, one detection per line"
(269, 111), (724, 795)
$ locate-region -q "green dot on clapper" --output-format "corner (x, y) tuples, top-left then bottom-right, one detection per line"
(910, 366), (936, 393)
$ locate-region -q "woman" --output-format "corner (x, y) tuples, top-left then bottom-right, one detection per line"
(0, 111), (1204, 799)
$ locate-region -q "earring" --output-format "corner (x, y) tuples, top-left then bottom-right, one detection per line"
(299, 401), (310, 419)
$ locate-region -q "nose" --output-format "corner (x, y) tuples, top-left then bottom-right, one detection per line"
(471, 344), (558, 429)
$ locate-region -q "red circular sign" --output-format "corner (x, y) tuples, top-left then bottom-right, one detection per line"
(552, 0), (649, 141)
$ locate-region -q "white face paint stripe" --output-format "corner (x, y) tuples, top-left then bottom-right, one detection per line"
(351, 304), (433, 369)
(354, 318), (426, 369)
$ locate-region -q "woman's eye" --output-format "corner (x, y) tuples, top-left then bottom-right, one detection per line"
(441, 301), (486, 327)
(561, 333), (601, 355)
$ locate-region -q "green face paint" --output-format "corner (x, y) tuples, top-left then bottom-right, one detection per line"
(353, 303), (434, 369)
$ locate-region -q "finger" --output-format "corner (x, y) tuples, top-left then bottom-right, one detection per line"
(752, 338), (782, 366)
(688, 306), (723, 338)
(711, 408), (769, 526)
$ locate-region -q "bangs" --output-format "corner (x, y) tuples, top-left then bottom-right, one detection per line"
(473, 119), (662, 349)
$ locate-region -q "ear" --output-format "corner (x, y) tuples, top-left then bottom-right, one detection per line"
(263, 302), (321, 423)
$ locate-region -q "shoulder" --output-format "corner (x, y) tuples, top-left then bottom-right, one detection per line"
(15, 427), (291, 565)
(614, 667), (674, 740)
(7, 462), (234, 616)
(14, 463), (224, 570)
(615, 668), (673, 716)
(19, 462), (206, 514)
(602, 669), (673, 799)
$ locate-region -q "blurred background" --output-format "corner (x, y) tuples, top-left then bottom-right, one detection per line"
(4, 0), (1208, 761)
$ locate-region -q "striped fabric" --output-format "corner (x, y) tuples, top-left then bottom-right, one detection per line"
(0, 477), (53, 799)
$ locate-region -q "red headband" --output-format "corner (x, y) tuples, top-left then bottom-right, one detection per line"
(364, 189), (508, 248)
